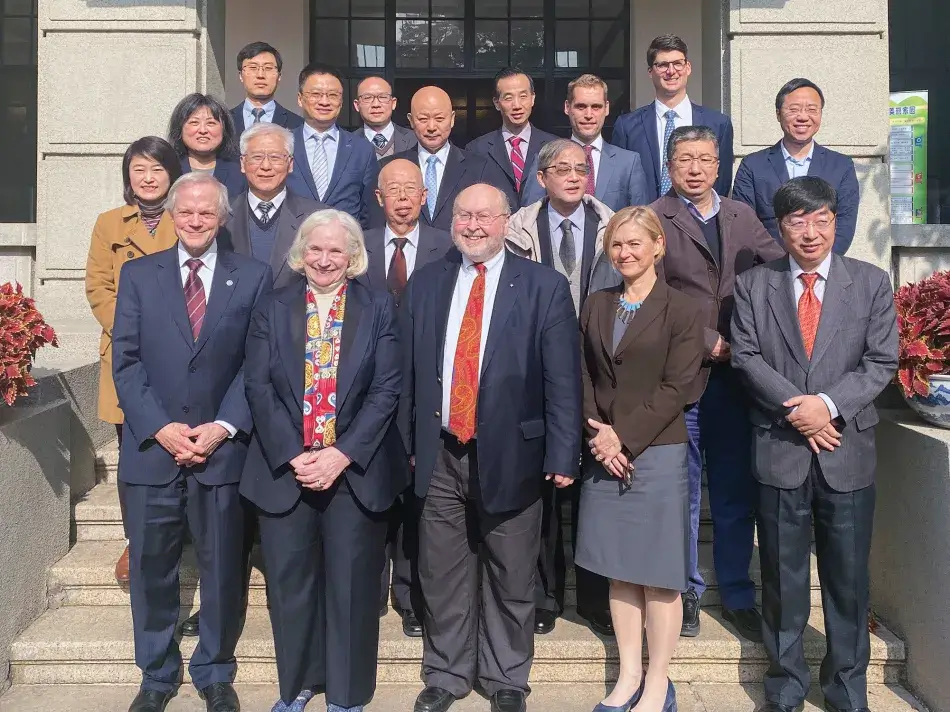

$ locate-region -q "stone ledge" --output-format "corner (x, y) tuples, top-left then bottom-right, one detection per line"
(0, 224), (37, 247)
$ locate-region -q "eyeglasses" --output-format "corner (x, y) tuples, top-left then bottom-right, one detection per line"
(357, 93), (393, 104)
(782, 216), (835, 234)
(453, 211), (506, 227)
(671, 155), (719, 167)
(302, 91), (343, 102)
(242, 63), (278, 75)
(380, 185), (423, 198)
(652, 59), (688, 73)
(244, 153), (290, 166)
(543, 162), (590, 177)
(781, 105), (822, 117)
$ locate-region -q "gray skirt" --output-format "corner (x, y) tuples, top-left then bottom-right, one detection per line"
(574, 443), (689, 591)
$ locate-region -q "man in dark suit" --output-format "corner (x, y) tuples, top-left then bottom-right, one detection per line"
(730, 177), (898, 712)
(362, 157), (451, 638)
(652, 126), (785, 642)
(367, 86), (516, 233)
(229, 41), (304, 133)
(521, 74), (648, 212)
(733, 78), (860, 254)
(286, 62), (376, 227)
(402, 184), (581, 712)
(351, 75), (417, 161)
(611, 34), (734, 203)
(112, 172), (272, 712)
(465, 67), (559, 209)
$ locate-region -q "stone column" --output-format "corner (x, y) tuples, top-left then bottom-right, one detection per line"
(33, 0), (226, 367)
(725, 0), (891, 269)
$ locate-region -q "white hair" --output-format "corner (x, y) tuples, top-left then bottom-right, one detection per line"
(287, 209), (369, 279)
(239, 122), (295, 156)
(166, 172), (232, 220)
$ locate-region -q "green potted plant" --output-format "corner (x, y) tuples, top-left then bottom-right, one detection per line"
(0, 282), (58, 406)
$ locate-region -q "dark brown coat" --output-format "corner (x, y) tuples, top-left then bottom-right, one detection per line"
(580, 281), (704, 462)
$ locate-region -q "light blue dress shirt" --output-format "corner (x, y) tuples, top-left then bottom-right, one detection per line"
(782, 141), (815, 179)
(303, 123), (340, 190)
(242, 99), (276, 131)
(547, 202), (585, 262)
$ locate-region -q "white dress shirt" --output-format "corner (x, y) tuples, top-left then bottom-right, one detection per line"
(440, 247), (506, 431)
(384, 222), (420, 277)
(303, 123), (340, 185)
(364, 122), (395, 143)
(176, 239), (237, 437)
(247, 188), (287, 221)
(418, 141), (452, 198)
(782, 140), (815, 179)
(242, 99), (276, 130)
(788, 252), (838, 419)
(548, 201), (585, 263)
(572, 134), (604, 185)
(655, 95), (693, 161)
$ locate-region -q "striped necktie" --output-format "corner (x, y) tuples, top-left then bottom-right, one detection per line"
(311, 133), (331, 200)
(659, 109), (677, 196)
(509, 136), (525, 192)
(424, 155), (439, 216)
(183, 258), (206, 340)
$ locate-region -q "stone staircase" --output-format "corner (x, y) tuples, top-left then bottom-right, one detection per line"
(0, 442), (930, 711)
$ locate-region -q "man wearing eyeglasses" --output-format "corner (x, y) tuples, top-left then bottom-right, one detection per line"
(352, 76), (418, 160)
(652, 125), (784, 642)
(229, 42), (304, 133)
(610, 35), (734, 204)
(733, 78), (860, 254)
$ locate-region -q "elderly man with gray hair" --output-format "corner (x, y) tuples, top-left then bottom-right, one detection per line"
(112, 171), (273, 712)
(651, 124), (785, 642)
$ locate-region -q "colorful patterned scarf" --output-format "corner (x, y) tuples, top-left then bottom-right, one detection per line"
(302, 283), (347, 449)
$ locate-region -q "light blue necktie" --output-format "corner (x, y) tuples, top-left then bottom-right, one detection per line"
(311, 134), (330, 200)
(659, 109), (677, 196)
(424, 155), (439, 216)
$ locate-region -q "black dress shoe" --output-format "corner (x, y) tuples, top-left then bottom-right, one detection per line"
(680, 588), (700, 637)
(490, 690), (527, 712)
(128, 688), (174, 712)
(578, 607), (614, 636)
(824, 703), (870, 712)
(180, 611), (200, 637)
(413, 686), (455, 712)
(401, 609), (423, 637)
(534, 609), (557, 635)
(200, 682), (240, 712)
(722, 607), (763, 643)
(754, 702), (804, 712)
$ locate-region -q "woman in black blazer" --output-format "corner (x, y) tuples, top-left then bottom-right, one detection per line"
(242, 209), (409, 712)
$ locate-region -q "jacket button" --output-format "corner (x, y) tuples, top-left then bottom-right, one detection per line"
(435, 411), (440, 418)
(127, 251), (134, 258)
(182, 406), (189, 413)
(614, 357), (622, 365)
(611, 380), (617, 389)
(124, 237), (130, 244)
(437, 377), (442, 385)
(190, 366), (196, 373)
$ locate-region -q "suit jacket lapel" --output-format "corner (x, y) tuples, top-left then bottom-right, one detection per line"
(433, 146), (465, 222)
(614, 280), (667, 357)
(481, 251), (520, 375)
(768, 142), (789, 185)
(395, 125), (416, 153)
(523, 129), (547, 199)
(667, 199), (716, 266)
(228, 200), (252, 257)
(364, 228), (387, 291)
(273, 196), (305, 281)
(193, 249), (238, 356)
(767, 262), (810, 372)
(536, 202), (554, 268)
(276, 281), (306, 422)
(595, 144), (617, 202)
(598, 288), (619, 365)
(417, 225), (445, 270)
(809, 143), (827, 178)
(214, 161), (234, 192)
(336, 280), (372, 412)
(580, 202), (598, 299)
(156, 246), (195, 349)
(640, 108), (661, 178)
(435, 256), (461, 378)
(488, 130), (516, 183)
(273, 103), (288, 128)
(325, 131), (353, 198)
(293, 128), (320, 201)
(808, 255), (852, 368)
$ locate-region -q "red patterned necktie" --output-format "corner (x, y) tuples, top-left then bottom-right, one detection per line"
(387, 237), (408, 304)
(798, 273), (822, 358)
(448, 263), (487, 443)
(183, 258), (206, 340)
(583, 144), (596, 195)
(509, 136), (525, 192)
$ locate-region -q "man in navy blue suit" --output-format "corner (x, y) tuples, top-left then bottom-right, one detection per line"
(733, 78), (860, 254)
(229, 41), (304, 134)
(286, 62), (376, 227)
(402, 184), (581, 712)
(465, 67), (559, 209)
(610, 34), (734, 203)
(112, 172), (272, 712)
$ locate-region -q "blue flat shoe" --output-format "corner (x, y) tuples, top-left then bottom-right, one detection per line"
(327, 705), (363, 712)
(271, 689), (317, 712)
(592, 677), (646, 712)
(663, 679), (677, 712)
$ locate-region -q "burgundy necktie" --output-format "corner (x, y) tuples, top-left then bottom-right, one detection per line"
(584, 144), (596, 195)
(183, 258), (206, 340)
(509, 136), (525, 192)
(387, 237), (408, 304)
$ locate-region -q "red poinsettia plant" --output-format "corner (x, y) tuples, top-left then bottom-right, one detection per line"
(0, 282), (58, 406)
(894, 269), (950, 398)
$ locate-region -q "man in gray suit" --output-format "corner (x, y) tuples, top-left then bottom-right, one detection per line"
(352, 75), (417, 160)
(730, 177), (898, 712)
(521, 73), (648, 213)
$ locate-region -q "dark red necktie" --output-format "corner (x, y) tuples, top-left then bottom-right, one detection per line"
(509, 136), (525, 192)
(584, 144), (596, 195)
(387, 237), (408, 304)
(183, 258), (206, 340)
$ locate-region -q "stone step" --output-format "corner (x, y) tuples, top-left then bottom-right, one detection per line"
(0, 683), (927, 712)
(9, 605), (905, 686)
(95, 442), (119, 484)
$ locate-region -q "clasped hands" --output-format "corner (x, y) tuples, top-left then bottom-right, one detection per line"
(783, 394), (842, 454)
(290, 447), (352, 491)
(588, 418), (633, 481)
(155, 422), (229, 467)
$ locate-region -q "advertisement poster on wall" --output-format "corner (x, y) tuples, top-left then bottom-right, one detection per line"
(889, 91), (928, 224)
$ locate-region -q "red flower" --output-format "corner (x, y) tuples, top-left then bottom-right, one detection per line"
(0, 281), (58, 405)
(895, 270), (950, 398)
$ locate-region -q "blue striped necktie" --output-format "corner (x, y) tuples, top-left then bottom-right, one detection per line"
(424, 155), (439, 216)
(659, 109), (677, 196)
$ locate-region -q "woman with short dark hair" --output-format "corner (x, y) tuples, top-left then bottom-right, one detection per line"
(84, 136), (182, 585)
(168, 92), (246, 199)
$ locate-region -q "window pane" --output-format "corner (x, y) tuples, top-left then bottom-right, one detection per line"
(511, 0), (543, 17)
(476, 0), (508, 18)
(592, 0), (624, 18)
(432, 0), (464, 17)
(352, 0), (385, 16)
(511, 21), (544, 69)
(431, 19), (464, 67)
(606, 78), (627, 116)
(556, 0), (588, 17)
(395, 0), (428, 17)
(591, 21), (624, 68)
(314, 0), (347, 16)
(2, 17), (32, 65)
(352, 20), (385, 68)
(5, 0), (33, 14)
(555, 21), (588, 68)
(396, 19), (429, 68)
(474, 20), (508, 70)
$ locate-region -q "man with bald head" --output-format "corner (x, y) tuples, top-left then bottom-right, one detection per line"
(367, 86), (515, 233)
(401, 184), (581, 712)
(352, 76), (417, 160)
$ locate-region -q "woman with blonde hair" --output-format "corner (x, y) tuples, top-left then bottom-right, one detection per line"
(575, 206), (703, 712)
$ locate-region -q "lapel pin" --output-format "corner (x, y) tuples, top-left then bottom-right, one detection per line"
(509, 283), (514, 287)
(226, 280), (234, 287)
